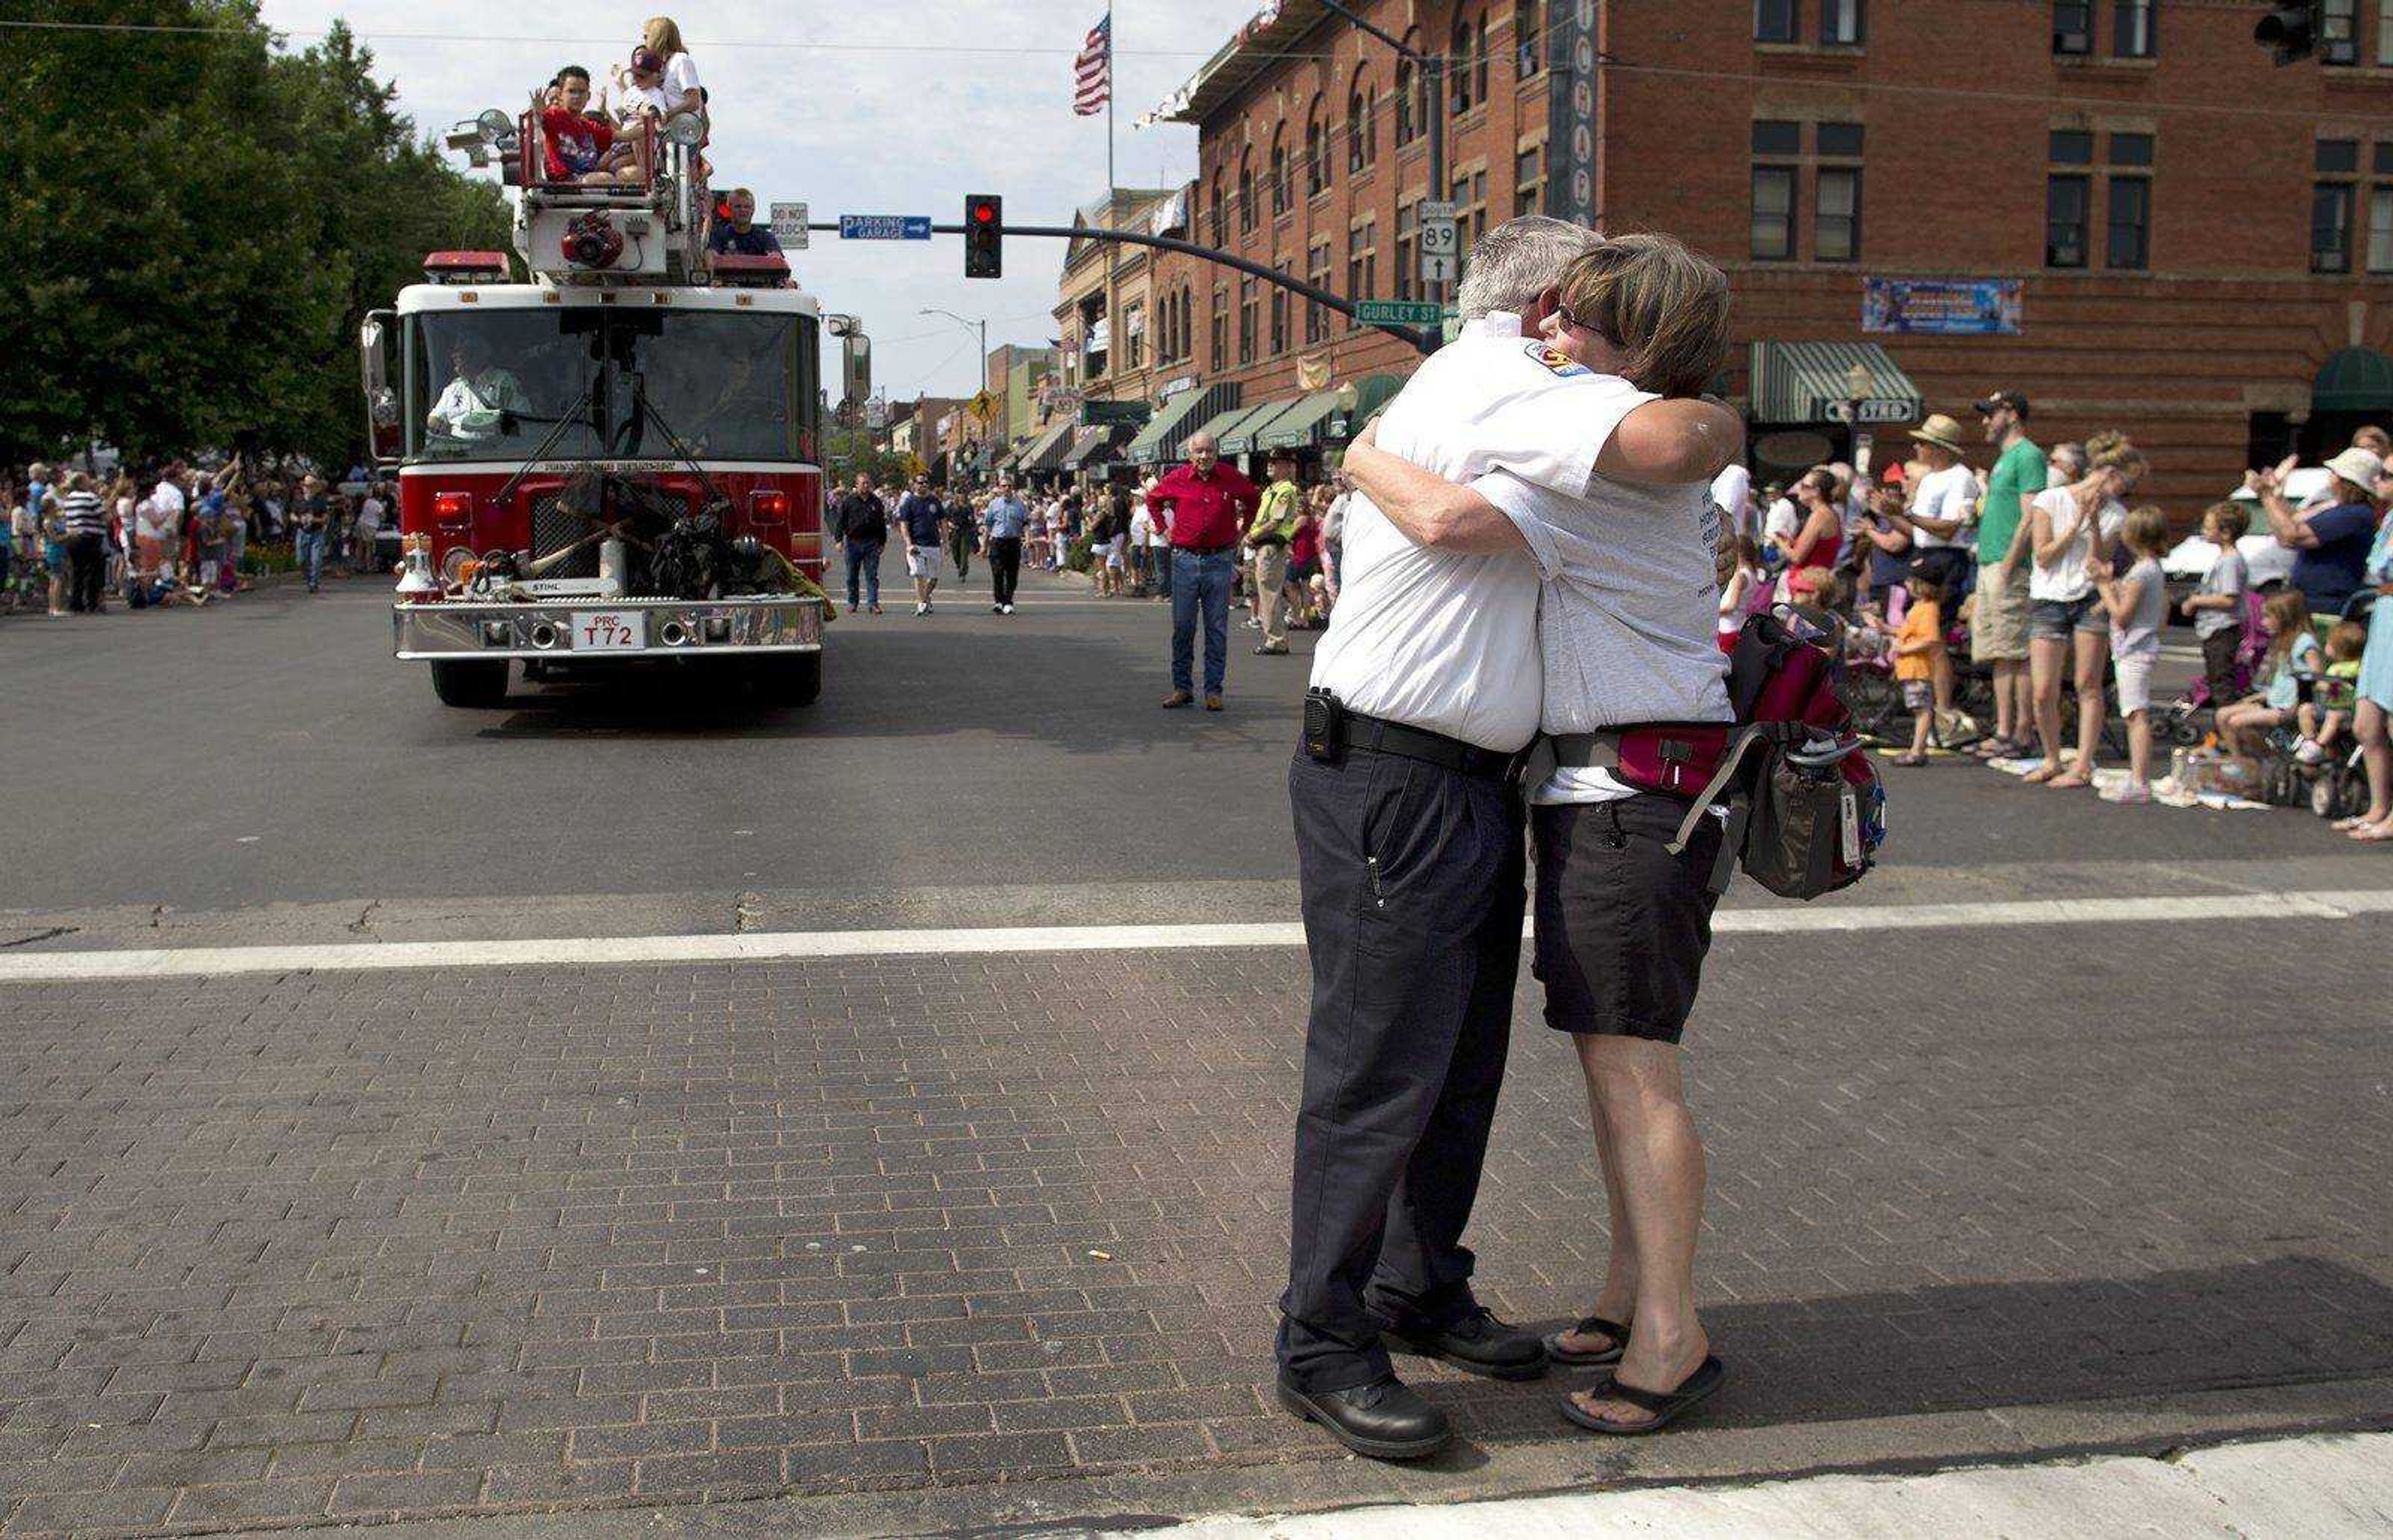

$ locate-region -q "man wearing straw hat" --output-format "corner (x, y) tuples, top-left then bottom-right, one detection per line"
(1881, 412), (1980, 730)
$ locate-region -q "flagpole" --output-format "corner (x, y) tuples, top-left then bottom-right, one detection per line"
(1104, 2), (1117, 430)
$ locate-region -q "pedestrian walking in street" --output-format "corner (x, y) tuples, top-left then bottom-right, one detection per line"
(982, 478), (1028, 614)
(2023, 432), (2141, 788)
(290, 474), (332, 592)
(829, 471), (887, 614)
(1334, 228), (1746, 1445)
(946, 487), (974, 584)
(1246, 449), (1302, 655)
(1145, 432), (1256, 711)
(896, 474), (948, 616)
(1970, 391), (2047, 758)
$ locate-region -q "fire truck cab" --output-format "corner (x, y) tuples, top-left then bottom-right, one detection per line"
(366, 102), (834, 710)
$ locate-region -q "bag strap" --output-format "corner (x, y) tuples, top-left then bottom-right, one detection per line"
(1663, 724), (1777, 857)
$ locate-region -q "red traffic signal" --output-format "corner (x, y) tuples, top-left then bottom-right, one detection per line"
(965, 194), (1001, 278)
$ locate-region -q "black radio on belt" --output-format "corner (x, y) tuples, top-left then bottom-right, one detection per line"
(1302, 688), (1347, 761)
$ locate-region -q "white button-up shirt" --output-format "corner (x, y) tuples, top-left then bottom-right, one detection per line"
(1309, 313), (1626, 753)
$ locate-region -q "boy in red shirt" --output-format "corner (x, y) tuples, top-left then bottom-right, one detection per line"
(539, 66), (618, 184)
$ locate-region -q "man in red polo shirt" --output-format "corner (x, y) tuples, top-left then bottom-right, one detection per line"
(1146, 431), (1259, 711)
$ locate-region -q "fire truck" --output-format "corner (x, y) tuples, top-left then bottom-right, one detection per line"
(361, 104), (845, 709)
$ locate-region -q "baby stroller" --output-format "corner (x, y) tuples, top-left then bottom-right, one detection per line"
(2162, 587), (2268, 748)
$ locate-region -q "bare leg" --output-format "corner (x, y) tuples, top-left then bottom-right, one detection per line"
(2356, 700), (2392, 827)
(1567, 1036), (1710, 1424)
(2024, 635), (2066, 781)
(2126, 708), (2152, 787)
(1551, 1073), (1638, 1357)
(2051, 629), (2109, 787)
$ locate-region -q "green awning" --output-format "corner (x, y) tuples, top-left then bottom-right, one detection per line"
(1749, 341), (1921, 425)
(1061, 424), (1126, 470)
(1016, 419), (1078, 475)
(1190, 401), (1265, 451)
(2315, 347), (2393, 412)
(1125, 383), (1239, 466)
(1257, 390), (1344, 450)
(1324, 374), (1406, 441)
(1221, 397), (1307, 454)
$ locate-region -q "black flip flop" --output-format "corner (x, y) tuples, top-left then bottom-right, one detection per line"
(1559, 1354), (1726, 1436)
(1540, 1314), (1630, 1368)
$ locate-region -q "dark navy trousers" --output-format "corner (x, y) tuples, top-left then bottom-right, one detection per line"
(1277, 742), (1526, 1392)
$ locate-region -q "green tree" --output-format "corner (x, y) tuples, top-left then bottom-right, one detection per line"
(0, 0), (507, 468)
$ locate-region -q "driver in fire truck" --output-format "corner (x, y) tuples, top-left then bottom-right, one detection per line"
(426, 336), (532, 446)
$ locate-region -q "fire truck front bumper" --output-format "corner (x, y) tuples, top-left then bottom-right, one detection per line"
(394, 596), (824, 662)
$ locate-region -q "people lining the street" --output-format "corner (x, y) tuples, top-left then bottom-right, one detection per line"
(2023, 432), (2141, 789)
(1246, 448), (1303, 655)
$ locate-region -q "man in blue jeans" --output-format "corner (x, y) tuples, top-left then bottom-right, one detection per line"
(1145, 432), (1258, 711)
(829, 471), (887, 614)
(291, 473), (333, 593)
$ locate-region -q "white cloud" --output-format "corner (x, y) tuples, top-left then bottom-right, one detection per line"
(259, 1), (1261, 401)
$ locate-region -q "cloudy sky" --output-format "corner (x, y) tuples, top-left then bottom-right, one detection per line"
(258, 1), (1268, 403)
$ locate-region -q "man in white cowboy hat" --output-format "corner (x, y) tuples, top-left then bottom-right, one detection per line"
(1881, 412), (1980, 728)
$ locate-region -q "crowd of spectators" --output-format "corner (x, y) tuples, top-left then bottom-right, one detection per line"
(2, 458), (397, 617)
(1721, 399), (2393, 839)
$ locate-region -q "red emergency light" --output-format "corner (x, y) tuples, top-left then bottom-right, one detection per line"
(712, 252), (791, 288)
(424, 250), (510, 283)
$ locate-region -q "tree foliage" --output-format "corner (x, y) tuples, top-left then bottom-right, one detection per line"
(0, 0), (509, 467)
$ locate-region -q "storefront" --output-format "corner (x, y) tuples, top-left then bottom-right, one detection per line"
(1742, 341), (1922, 487)
(1125, 382), (1240, 472)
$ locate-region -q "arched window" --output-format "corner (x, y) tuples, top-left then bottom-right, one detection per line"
(1516, 0), (1544, 78)
(1450, 14), (1478, 114)
(1395, 47), (1416, 145)
(1305, 102), (1327, 197)
(1347, 69), (1369, 172)
(1208, 174), (1225, 247)
(1475, 11), (1490, 100)
(1238, 149), (1254, 234)
(1269, 124), (1290, 216)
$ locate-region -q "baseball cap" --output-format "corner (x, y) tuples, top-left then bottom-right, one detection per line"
(1973, 389), (2030, 419)
(630, 47), (664, 74)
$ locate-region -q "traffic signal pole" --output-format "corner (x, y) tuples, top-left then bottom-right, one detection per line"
(805, 222), (1441, 356)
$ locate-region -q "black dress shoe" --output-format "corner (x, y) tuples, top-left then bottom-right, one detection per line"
(1276, 1373), (1451, 1460)
(1387, 1306), (1549, 1381)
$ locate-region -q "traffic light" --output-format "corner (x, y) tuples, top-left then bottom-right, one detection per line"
(965, 194), (1002, 278)
(2255, 2), (2316, 64)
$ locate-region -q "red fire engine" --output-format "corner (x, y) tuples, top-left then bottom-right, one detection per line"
(361, 104), (839, 709)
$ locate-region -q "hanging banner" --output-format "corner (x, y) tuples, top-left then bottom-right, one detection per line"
(1862, 277), (2024, 336)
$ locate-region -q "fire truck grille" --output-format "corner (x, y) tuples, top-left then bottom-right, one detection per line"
(528, 493), (599, 578)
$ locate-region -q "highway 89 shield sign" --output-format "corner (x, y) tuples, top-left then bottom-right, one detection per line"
(1418, 203), (1459, 283)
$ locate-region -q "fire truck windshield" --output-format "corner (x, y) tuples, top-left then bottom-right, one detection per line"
(407, 308), (814, 465)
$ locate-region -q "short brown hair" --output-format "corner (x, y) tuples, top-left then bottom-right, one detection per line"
(2122, 503), (2171, 556)
(1554, 232), (1731, 399)
(2203, 500), (2249, 541)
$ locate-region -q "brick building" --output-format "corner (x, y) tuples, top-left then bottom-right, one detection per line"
(1130, 0), (2393, 511)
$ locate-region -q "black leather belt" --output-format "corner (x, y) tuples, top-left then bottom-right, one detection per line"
(1178, 542), (1238, 556)
(1343, 711), (1514, 779)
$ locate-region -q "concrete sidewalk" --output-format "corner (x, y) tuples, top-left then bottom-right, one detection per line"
(1125, 1430), (2393, 1539)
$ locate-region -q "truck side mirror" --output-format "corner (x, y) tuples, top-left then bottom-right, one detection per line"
(360, 311), (401, 467)
(841, 330), (871, 407)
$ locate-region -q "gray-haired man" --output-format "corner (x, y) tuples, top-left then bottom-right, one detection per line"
(1276, 218), (1733, 1458)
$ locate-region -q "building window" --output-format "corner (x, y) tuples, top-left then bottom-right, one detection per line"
(2109, 131), (2153, 167)
(1818, 121), (1865, 158)
(1752, 118), (1801, 157)
(1817, 170), (1861, 261)
(2321, 0), (2357, 63)
(2314, 184), (2356, 272)
(2380, 0), (2393, 64)
(1450, 14), (1479, 114)
(1270, 128), (1291, 217)
(1822, 0), (1865, 44)
(1347, 220), (1377, 326)
(1211, 288), (1229, 367)
(1395, 51), (1417, 145)
(1397, 201), (1419, 301)
(1755, 0), (1797, 43)
(2106, 176), (2150, 269)
(1515, 143), (1545, 216)
(2047, 174), (2090, 267)
(1307, 240), (1332, 344)
(1348, 75), (1377, 173)
(1752, 168), (1795, 260)
(1451, 168), (1489, 248)
(1238, 153), (1254, 234)
(1122, 302), (1144, 370)
(2317, 138), (2361, 174)
(1270, 285), (1289, 355)
(2367, 188), (2393, 273)
(2112, 0), (2154, 57)
(1517, 0), (1544, 76)
(2053, 0), (2092, 54)
(1209, 175), (1225, 247)
(2050, 128), (2094, 164)
(1238, 277), (1256, 364)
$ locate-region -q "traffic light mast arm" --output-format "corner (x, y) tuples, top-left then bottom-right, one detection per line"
(806, 222), (1441, 355)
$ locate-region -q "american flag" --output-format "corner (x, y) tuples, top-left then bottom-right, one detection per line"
(1072, 13), (1111, 116)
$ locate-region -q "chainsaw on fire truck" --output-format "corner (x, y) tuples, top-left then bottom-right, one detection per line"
(359, 99), (862, 710)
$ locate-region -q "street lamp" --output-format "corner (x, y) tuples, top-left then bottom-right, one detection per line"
(918, 308), (990, 396)
(1843, 360), (1875, 466)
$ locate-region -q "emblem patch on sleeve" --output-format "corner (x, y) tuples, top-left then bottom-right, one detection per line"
(1525, 341), (1592, 377)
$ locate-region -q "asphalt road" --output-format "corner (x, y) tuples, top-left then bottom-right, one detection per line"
(0, 559), (2378, 938)
(3, 554), (2392, 1539)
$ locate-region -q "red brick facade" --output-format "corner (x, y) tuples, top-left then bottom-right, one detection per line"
(1146, 1), (2393, 512)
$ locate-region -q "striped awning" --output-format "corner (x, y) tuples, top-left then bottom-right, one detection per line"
(1016, 420), (1078, 475)
(2315, 347), (2393, 411)
(1749, 341), (1922, 426)
(1257, 390), (1343, 450)
(1126, 383), (1239, 467)
(1219, 398), (1302, 455)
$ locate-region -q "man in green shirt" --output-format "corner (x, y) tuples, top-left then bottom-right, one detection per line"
(1970, 390), (2048, 756)
(1246, 448), (1304, 655)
